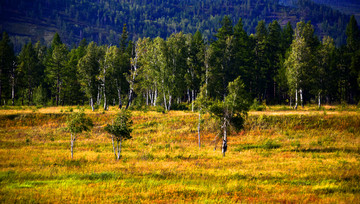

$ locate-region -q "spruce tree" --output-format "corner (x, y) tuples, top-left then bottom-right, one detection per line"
(0, 32), (16, 105)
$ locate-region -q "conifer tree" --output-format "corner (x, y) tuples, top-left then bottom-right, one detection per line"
(0, 32), (16, 105)
(17, 42), (43, 105)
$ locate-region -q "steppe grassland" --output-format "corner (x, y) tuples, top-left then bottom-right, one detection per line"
(0, 105), (359, 203)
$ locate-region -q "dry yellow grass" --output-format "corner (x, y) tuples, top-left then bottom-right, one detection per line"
(0, 105), (359, 203)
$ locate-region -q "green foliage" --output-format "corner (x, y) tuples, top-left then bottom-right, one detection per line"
(250, 99), (266, 111)
(104, 109), (133, 141)
(2, 0), (350, 50)
(66, 110), (93, 134)
(1, 15), (360, 109)
(0, 31), (16, 105)
(209, 76), (250, 133)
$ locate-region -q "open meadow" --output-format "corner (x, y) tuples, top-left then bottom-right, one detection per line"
(0, 105), (359, 203)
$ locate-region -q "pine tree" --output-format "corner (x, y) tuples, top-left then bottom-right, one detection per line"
(17, 42), (43, 105)
(0, 32), (16, 105)
(267, 20), (282, 103)
(254, 20), (269, 101)
(345, 15), (360, 103)
(346, 15), (360, 53)
(233, 18), (253, 95)
(46, 43), (68, 106)
(208, 16), (234, 100)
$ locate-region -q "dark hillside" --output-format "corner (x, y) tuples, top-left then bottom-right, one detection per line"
(0, 0), (354, 50)
(312, 0), (360, 22)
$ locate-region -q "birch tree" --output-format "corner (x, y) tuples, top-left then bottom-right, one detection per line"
(78, 42), (101, 111)
(66, 110), (93, 159)
(187, 30), (205, 111)
(126, 38), (149, 109)
(285, 22), (314, 109)
(104, 109), (133, 160)
(209, 76), (250, 157)
(101, 45), (119, 110)
(194, 84), (210, 148)
(317, 36), (335, 108)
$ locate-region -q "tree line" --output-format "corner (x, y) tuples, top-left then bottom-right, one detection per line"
(0, 16), (360, 110)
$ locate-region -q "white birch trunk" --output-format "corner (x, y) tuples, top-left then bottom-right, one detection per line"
(154, 89), (158, 106)
(191, 89), (195, 112)
(149, 90), (153, 105)
(112, 136), (117, 159)
(295, 89), (298, 110)
(163, 92), (168, 111)
(97, 86), (101, 105)
(90, 97), (94, 111)
(187, 89), (190, 103)
(116, 138), (122, 160)
(318, 92), (321, 108)
(103, 73), (107, 110)
(71, 133), (75, 159)
(222, 118), (227, 157)
(300, 88), (303, 108)
(168, 95), (172, 111)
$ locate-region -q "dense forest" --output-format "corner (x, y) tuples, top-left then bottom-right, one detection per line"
(0, 0), (352, 51)
(1, 15), (360, 110)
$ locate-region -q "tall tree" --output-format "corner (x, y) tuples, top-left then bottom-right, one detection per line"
(187, 30), (205, 111)
(17, 42), (43, 105)
(78, 42), (101, 111)
(345, 15), (360, 103)
(126, 38), (150, 109)
(0, 32), (16, 105)
(253, 20), (269, 101)
(163, 32), (188, 109)
(285, 22), (315, 109)
(46, 43), (68, 106)
(316, 36), (335, 107)
(120, 24), (129, 52)
(101, 45), (120, 110)
(233, 18), (253, 96)
(208, 16), (234, 100)
(346, 15), (360, 53)
(282, 22), (294, 53)
(64, 39), (87, 105)
(267, 20), (282, 102)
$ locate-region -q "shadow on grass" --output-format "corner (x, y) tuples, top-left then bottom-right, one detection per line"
(234, 139), (281, 151)
(290, 148), (360, 154)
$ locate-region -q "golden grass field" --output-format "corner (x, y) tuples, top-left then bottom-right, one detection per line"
(0, 105), (359, 203)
